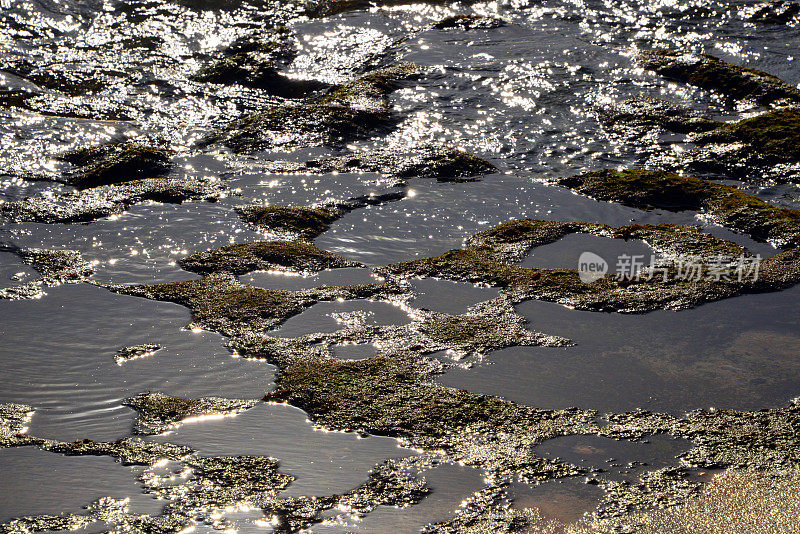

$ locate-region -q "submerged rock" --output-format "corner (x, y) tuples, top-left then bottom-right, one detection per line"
(59, 142), (174, 189)
(637, 49), (800, 107)
(263, 144), (497, 183)
(200, 64), (419, 151)
(432, 14), (505, 30)
(0, 177), (226, 224)
(0, 248), (94, 300)
(598, 96), (720, 134)
(115, 343), (162, 364)
(686, 107), (800, 183)
(180, 240), (362, 275)
(739, 1), (800, 22)
(191, 29), (328, 97)
(104, 273), (406, 336)
(236, 191), (406, 239)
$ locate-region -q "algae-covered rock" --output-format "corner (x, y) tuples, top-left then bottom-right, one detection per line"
(270, 353), (594, 481)
(234, 297), (568, 364)
(0, 177), (226, 224)
(266, 459), (428, 532)
(687, 107), (800, 183)
(558, 169), (800, 247)
(200, 64), (419, 151)
(236, 191), (406, 239)
(180, 240), (362, 275)
(599, 96), (720, 134)
(0, 248), (94, 300)
(637, 49), (800, 107)
(263, 143), (496, 182)
(236, 205), (340, 239)
(123, 392), (257, 435)
(104, 273), (406, 336)
(432, 14), (505, 30)
(59, 142), (174, 189)
(115, 343), (162, 364)
(42, 437), (193, 465)
(378, 201), (800, 313)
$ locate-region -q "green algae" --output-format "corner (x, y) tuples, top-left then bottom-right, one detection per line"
(377, 210), (796, 313)
(637, 49), (800, 107)
(123, 392), (258, 435)
(265, 353), (595, 482)
(179, 240), (362, 275)
(687, 107), (800, 182)
(558, 169), (800, 248)
(0, 177), (226, 224)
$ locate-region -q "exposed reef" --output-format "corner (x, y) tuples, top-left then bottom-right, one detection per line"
(103, 273), (407, 336)
(557, 169), (800, 247)
(199, 64), (419, 151)
(233, 296), (568, 364)
(115, 343), (162, 364)
(236, 190), (406, 239)
(687, 107), (800, 183)
(0, 247), (93, 300)
(637, 49), (800, 107)
(123, 391), (258, 435)
(0, 177), (226, 224)
(179, 240), (361, 275)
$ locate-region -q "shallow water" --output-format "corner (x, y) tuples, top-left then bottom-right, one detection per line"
(2, 0), (800, 530)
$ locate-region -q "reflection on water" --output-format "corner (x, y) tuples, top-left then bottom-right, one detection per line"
(439, 286), (800, 414)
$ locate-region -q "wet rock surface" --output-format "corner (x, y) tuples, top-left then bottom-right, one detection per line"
(687, 107), (800, 183)
(58, 142), (174, 189)
(598, 96), (720, 134)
